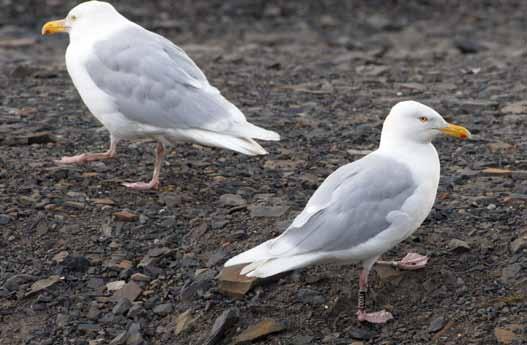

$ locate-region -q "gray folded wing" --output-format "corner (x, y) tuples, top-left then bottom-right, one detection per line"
(84, 26), (252, 136)
(268, 154), (418, 256)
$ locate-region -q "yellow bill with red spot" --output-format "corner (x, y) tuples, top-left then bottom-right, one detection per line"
(440, 123), (471, 139)
(42, 19), (68, 35)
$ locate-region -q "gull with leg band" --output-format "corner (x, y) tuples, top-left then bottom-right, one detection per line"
(225, 101), (470, 323)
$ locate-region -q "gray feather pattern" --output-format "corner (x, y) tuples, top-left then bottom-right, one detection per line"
(84, 26), (258, 137)
(269, 155), (417, 256)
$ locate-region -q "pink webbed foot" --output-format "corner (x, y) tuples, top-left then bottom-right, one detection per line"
(55, 154), (92, 164)
(376, 252), (429, 271)
(397, 252), (429, 270)
(55, 151), (116, 165)
(356, 310), (394, 324)
(122, 180), (159, 191)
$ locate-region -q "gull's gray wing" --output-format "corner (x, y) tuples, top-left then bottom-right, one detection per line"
(84, 26), (253, 136)
(269, 154), (418, 256)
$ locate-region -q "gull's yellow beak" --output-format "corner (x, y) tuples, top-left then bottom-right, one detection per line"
(42, 19), (67, 35)
(440, 123), (471, 139)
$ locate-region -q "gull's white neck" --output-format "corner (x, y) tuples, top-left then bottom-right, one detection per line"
(377, 135), (440, 187)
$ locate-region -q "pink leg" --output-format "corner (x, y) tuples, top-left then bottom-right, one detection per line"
(356, 269), (394, 324)
(55, 137), (118, 164)
(376, 252), (429, 271)
(123, 142), (165, 191)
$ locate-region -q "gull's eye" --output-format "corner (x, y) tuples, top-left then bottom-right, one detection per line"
(419, 116), (429, 123)
(70, 15), (77, 21)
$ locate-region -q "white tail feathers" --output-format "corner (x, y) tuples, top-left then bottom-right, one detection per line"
(224, 240), (274, 267)
(223, 137), (268, 156)
(239, 122), (280, 141)
(225, 239), (321, 278)
(235, 253), (320, 278)
(179, 128), (270, 155)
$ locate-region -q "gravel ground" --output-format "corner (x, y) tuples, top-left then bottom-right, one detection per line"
(1, 1), (526, 344)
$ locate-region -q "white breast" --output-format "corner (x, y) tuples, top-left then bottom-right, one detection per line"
(65, 41), (145, 139)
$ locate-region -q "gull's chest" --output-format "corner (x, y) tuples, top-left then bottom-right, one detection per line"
(65, 43), (138, 136)
(66, 43), (115, 115)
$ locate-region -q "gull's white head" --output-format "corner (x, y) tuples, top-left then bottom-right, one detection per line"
(380, 100), (470, 147)
(42, 1), (125, 39)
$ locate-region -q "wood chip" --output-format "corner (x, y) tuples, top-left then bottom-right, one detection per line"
(217, 265), (258, 298)
(113, 210), (139, 222)
(175, 309), (197, 335)
(481, 168), (512, 175)
(232, 319), (287, 344)
(494, 324), (523, 344)
(52, 251), (70, 263)
(26, 275), (63, 296)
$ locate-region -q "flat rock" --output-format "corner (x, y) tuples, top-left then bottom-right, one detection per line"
(232, 319), (287, 344)
(52, 251), (70, 263)
(494, 324), (523, 344)
(25, 275), (63, 297)
(113, 210), (139, 222)
(510, 232), (527, 253)
(175, 309), (197, 336)
(501, 101), (527, 114)
(4, 274), (36, 291)
(219, 194), (247, 207)
(106, 280), (126, 291)
(138, 247), (172, 267)
(205, 308), (239, 345)
(374, 265), (403, 283)
(112, 281), (142, 301)
(109, 331), (127, 345)
(127, 303), (145, 318)
(87, 304), (101, 320)
(448, 239), (471, 253)
(180, 276), (214, 301)
(428, 316), (447, 333)
(0, 214), (11, 225)
(217, 265), (258, 298)
(113, 298), (132, 315)
(91, 197), (115, 205)
(126, 322), (144, 345)
(207, 248), (228, 267)
(153, 303), (173, 316)
(131, 273), (151, 282)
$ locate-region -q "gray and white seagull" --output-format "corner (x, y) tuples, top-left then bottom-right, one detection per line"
(225, 101), (470, 323)
(42, 1), (279, 190)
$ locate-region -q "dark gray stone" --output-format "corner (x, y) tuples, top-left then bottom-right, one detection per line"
(204, 308), (239, 345)
(113, 298), (132, 315)
(429, 316), (447, 333)
(153, 303), (173, 316)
